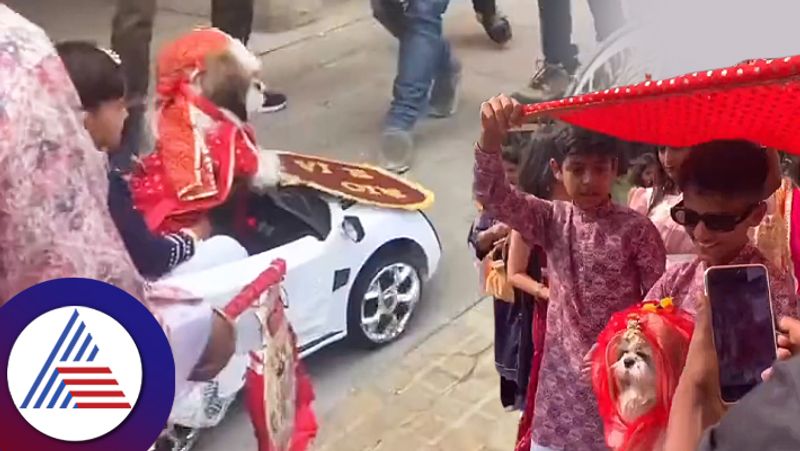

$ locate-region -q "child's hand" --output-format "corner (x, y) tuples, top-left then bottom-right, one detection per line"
(479, 95), (523, 152)
(488, 222), (510, 241)
(189, 215), (213, 241)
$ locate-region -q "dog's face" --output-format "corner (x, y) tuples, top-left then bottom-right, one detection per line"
(613, 334), (658, 422)
(613, 335), (655, 385)
(200, 51), (256, 122)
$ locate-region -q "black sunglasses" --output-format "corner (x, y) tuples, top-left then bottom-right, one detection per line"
(670, 201), (760, 232)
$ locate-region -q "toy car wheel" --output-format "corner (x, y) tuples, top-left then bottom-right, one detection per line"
(348, 251), (423, 348)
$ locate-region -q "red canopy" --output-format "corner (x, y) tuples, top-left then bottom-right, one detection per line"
(522, 55), (800, 154)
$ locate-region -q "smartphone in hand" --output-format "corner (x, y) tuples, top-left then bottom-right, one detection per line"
(704, 264), (777, 403)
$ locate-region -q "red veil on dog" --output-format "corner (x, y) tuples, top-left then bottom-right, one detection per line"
(591, 299), (694, 451)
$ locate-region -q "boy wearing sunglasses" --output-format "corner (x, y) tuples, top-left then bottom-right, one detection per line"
(646, 140), (797, 319)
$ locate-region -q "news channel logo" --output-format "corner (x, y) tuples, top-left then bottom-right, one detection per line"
(0, 278), (175, 451)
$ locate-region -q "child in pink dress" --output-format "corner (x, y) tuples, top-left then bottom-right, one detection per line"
(474, 96), (666, 451)
(629, 147), (696, 265)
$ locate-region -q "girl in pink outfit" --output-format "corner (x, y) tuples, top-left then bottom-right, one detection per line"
(629, 147), (697, 265)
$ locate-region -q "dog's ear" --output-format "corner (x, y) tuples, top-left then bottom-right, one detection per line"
(201, 51), (251, 121)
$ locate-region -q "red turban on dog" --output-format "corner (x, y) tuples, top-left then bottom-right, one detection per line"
(592, 299), (694, 451)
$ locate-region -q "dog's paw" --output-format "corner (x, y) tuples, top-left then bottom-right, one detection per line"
(250, 149), (282, 193)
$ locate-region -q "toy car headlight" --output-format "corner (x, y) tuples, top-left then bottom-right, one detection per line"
(342, 216), (365, 243)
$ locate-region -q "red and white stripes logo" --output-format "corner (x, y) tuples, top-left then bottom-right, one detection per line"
(56, 366), (131, 409)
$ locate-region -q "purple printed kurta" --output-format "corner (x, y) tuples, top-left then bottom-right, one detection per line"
(646, 242), (798, 319)
(474, 147), (667, 450)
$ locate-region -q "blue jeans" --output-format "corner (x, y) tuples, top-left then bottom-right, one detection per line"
(371, 0), (458, 131)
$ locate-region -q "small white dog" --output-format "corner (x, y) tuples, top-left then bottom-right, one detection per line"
(595, 304), (692, 451)
(613, 332), (658, 423)
(607, 327), (666, 451)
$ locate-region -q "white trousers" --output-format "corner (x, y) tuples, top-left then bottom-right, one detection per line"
(170, 235), (249, 277)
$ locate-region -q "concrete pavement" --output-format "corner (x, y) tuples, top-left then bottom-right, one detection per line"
(9, 0), (600, 449)
(314, 300), (519, 451)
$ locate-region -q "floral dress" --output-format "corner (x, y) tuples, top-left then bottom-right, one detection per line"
(0, 5), (142, 303)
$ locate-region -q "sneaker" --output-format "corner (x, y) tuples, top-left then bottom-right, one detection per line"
(512, 62), (573, 104)
(428, 61), (462, 118)
(379, 128), (414, 174)
(477, 12), (512, 45)
(258, 90), (287, 113)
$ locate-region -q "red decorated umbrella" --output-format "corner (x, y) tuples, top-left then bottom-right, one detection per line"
(222, 260), (317, 451)
(521, 55), (800, 154)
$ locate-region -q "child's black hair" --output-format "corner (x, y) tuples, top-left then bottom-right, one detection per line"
(501, 144), (522, 166)
(627, 152), (661, 188)
(551, 122), (621, 165)
(510, 128), (560, 199)
(678, 140), (767, 200)
(56, 41), (125, 111)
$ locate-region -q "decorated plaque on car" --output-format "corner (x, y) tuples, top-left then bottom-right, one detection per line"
(277, 151), (434, 210)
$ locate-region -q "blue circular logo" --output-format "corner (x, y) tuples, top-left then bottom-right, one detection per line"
(0, 279), (175, 450)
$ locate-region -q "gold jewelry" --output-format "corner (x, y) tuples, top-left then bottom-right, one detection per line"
(622, 313), (646, 346)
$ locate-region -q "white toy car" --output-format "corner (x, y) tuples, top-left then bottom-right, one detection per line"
(152, 180), (440, 451)
(163, 185), (442, 354)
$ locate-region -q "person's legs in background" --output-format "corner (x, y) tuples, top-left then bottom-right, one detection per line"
(211, 0), (254, 43)
(586, 0), (626, 87)
(371, 0), (406, 38)
(371, 0), (460, 173)
(513, 0), (576, 103)
(210, 0), (288, 113)
(111, 0), (156, 172)
(472, 0), (512, 45)
(587, 0), (625, 43)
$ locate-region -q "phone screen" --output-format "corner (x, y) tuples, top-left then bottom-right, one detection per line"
(705, 265), (777, 403)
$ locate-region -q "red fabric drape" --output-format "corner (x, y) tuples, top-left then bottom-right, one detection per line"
(522, 55), (800, 155)
(223, 260), (318, 451)
(514, 301), (547, 451)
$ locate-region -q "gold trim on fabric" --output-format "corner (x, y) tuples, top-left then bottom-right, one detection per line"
(177, 105), (219, 201)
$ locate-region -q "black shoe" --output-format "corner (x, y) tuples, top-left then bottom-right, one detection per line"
(512, 61), (573, 104)
(477, 12), (512, 45)
(258, 90), (288, 113)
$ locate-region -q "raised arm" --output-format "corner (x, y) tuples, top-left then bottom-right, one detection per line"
(474, 95), (554, 250)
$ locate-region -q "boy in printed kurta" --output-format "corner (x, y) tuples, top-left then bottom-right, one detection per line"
(646, 140), (798, 320)
(474, 96), (666, 450)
